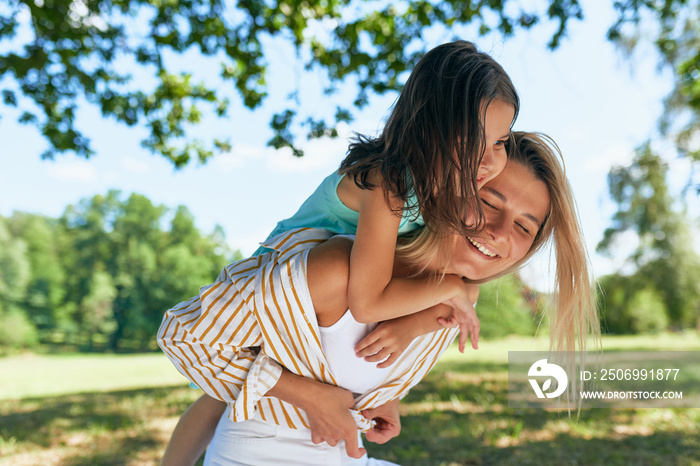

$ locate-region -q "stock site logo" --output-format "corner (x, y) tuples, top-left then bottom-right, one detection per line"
(528, 359), (568, 399)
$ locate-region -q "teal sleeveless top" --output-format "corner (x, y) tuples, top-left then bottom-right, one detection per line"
(253, 171), (424, 255)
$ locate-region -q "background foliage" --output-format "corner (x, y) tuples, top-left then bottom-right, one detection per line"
(0, 193), (238, 352)
(2, 0), (696, 168)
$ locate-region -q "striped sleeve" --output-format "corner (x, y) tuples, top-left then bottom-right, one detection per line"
(157, 257), (283, 420)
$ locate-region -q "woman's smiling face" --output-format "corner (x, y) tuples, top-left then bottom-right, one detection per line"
(445, 160), (550, 281)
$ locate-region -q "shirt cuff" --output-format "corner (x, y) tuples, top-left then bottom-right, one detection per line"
(230, 354), (283, 422)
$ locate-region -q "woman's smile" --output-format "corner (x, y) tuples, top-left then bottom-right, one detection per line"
(467, 237), (499, 258)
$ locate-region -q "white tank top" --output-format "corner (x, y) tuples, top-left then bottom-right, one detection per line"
(318, 310), (390, 395)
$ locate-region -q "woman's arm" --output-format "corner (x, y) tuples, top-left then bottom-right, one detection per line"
(157, 258), (284, 416)
(362, 398), (401, 444)
(160, 371), (369, 466)
(268, 369), (366, 458)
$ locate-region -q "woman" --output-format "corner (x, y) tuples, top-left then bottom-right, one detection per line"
(158, 132), (600, 465)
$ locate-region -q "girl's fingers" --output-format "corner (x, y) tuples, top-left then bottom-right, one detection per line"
(357, 340), (386, 358)
(458, 327), (468, 353)
(437, 317), (458, 328)
(364, 348), (390, 362)
(355, 335), (380, 356)
(377, 353), (399, 368)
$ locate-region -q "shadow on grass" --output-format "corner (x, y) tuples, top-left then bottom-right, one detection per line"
(3, 373), (698, 466)
(367, 407), (700, 466)
(367, 365), (700, 466)
(0, 385), (198, 465)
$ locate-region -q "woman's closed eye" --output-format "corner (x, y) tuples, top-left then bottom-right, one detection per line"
(515, 222), (531, 235)
(482, 199), (498, 210)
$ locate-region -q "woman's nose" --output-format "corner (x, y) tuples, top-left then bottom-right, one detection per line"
(485, 216), (509, 244)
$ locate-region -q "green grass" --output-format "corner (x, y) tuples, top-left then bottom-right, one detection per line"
(1, 333), (699, 465)
(0, 353), (187, 400)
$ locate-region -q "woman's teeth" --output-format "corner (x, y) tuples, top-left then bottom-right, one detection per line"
(468, 237), (497, 257)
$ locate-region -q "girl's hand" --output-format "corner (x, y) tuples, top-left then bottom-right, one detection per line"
(354, 319), (415, 368)
(439, 304), (480, 352)
(362, 398), (401, 444)
(445, 282), (480, 352)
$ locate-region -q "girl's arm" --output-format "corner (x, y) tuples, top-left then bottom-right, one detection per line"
(354, 304), (454, 367)
(343, 172), (478, 349)
(355, 285), (480, 367)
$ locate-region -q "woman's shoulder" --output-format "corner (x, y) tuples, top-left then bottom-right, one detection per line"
(308, 236), (354, 269)
(306, 236), (354, 322)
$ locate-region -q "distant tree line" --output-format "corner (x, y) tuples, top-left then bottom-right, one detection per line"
(0, 191), (238, 352)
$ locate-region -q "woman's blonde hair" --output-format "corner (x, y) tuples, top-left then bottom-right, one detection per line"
(397, 131), (601, 355)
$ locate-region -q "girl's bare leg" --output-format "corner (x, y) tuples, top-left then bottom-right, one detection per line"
(161, 394), (226, 466)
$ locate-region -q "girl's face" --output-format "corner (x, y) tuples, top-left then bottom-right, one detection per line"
(476, 100), (514, 188)
(445, 160), (550, 280)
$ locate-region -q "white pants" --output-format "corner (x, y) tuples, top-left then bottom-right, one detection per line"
(204, 414), (400, 466)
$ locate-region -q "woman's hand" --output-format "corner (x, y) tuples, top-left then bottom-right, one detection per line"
(268, 370), (366, 459)
(362, 398), (401, 444)
(304, 382), (366, 458)
(355, 319), (415, 368)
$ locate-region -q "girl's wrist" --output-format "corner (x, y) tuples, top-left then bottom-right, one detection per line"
(444, 274), (465, 300)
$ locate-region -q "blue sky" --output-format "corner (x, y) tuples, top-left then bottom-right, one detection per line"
(0, 1), (688, 289)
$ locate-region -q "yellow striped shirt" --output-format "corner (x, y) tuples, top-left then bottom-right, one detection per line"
(158, 228), (459, 431)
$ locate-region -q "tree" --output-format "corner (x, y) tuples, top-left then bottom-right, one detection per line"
(53, 192), (234, 350)
(3, 1), (697, 168)
(108, 193), (166, 350)
(597, 144), (700, 329)
(0, 216), (38, 349)
(607, 0), (700, 167)
(476, 273), (542, 339)
(0, 0), (589, 166)
(6, 213), (66, 335)
(80, 268), (118, 350)
(599, 273), (669, 334)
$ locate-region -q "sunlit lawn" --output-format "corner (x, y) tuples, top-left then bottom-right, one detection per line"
(1, 333), (699, 465)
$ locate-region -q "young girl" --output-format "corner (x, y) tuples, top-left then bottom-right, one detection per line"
(161, 40), (519, 465)
(261, 40), (518, 351)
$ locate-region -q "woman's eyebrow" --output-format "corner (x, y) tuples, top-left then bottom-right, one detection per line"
(523, 213), (543, 226)
(483, 187), (506, 202)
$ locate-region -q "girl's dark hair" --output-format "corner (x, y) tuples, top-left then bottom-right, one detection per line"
(339, 40), (519, 236)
